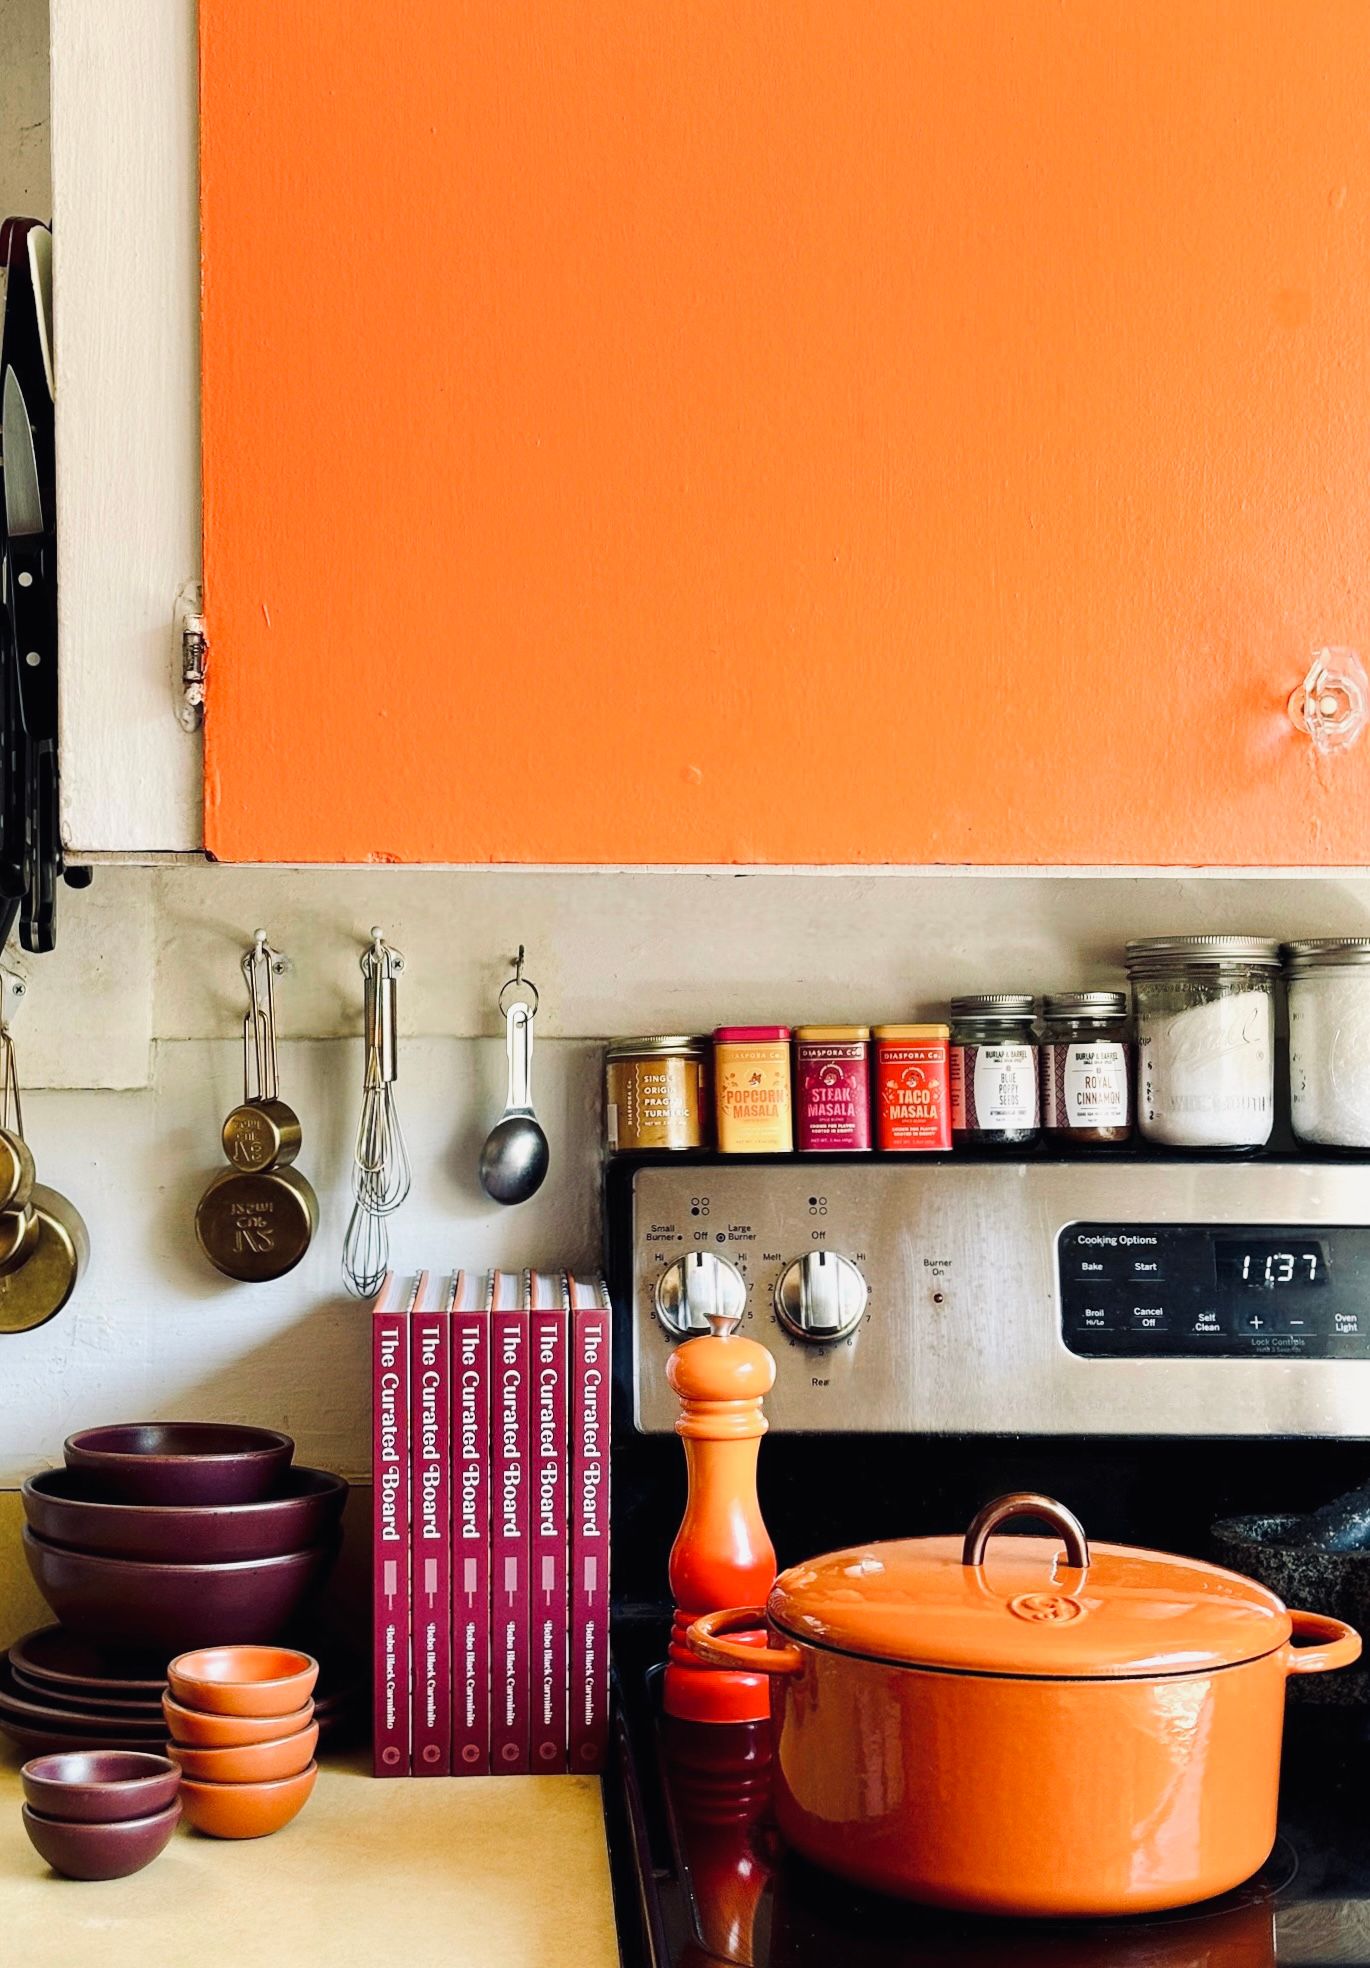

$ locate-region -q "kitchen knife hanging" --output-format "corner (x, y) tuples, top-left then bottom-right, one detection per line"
(1, 217), (61, 950)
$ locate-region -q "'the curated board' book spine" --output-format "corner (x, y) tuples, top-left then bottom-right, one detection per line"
(490, 1269), (530, 1773)
(568, 1272), (611, 1775)
(410, 1272), (452, 1775)
(451, 1268), (491, 1775)
(529, 1270), (569, 1771)
(372, 1271), (422, 1778)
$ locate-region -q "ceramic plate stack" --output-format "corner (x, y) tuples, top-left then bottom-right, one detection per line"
(0, 1628), (169, 1757)
(5, 1423), (349, 1759)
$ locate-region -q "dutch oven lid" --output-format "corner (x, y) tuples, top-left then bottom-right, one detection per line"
(767, 1493), (1292, 1679)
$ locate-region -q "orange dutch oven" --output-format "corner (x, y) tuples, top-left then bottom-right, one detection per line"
(689, 1491), (1361, 1919)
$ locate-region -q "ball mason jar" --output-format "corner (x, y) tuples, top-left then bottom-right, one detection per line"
(1125, 937), (1280, 1151)
(1284, 938), (1370, 1150)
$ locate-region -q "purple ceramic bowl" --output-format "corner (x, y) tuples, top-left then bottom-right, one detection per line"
(22, 1528), (338, 1653)
(21, 1750), (181, 1824)
(22, 1799), (181, 1879)
(24, 1465), (347, 1563)
(63, 1423), (294, 1505)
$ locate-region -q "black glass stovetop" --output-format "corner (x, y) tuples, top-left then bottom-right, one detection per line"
(604, 1619), (1370, 1968)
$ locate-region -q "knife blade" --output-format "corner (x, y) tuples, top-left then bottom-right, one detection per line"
(3, 365), (42, 537)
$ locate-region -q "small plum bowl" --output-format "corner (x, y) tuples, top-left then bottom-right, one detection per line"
(22, 1799), (181, 1879)
(21, 1750), (181, 1824)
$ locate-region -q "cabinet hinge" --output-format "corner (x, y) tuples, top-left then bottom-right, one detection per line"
(174, 581), (207, 732)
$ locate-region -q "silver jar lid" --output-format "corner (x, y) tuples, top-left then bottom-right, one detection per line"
(1283, 937), (1370, 974)
(1125, 936), (1281, 976)
(605, 1035), (709, 1061)
(1041, 991), (1128, 1018)
(949, 994), (1036, 1018)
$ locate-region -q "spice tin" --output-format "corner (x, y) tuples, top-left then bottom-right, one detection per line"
(605, 1037), (710, 1152)
(793, 1027), (871, 1152)
(714, 1028), (793, 1153)
(873, 1026), (951, 1151)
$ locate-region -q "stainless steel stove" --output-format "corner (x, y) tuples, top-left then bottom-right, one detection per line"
(603, 1151), (1370, 1965)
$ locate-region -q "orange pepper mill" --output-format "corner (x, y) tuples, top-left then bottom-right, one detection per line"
(663, 1268), (777, 1724)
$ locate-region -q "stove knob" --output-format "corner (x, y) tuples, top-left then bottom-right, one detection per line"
(774, 1250), (867, 1343)
(654, 1249), (748, 1340)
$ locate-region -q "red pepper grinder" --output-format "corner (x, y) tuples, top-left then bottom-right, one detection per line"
(663, 1256), (777, 1724)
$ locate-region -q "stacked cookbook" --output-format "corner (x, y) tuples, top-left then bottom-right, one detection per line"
(370, 1268), (611, 1778)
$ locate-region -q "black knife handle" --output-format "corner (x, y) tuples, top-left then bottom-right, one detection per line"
(6, 538), (55, 740)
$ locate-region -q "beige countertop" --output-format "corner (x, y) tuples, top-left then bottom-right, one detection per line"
(0, 1749), (620, 1968)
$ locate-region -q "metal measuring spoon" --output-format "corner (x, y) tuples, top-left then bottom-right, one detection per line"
(479, 962), (549, 1204)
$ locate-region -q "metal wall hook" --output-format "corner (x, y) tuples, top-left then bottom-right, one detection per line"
(498, 944), (540, 1018)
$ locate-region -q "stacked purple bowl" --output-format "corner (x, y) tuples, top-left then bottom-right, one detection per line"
(2, 1423), (350, 1758)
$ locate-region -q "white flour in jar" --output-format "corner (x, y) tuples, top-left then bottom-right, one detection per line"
(1137, 990), (1274, 1148)
(1289, 971), (1370, 1147)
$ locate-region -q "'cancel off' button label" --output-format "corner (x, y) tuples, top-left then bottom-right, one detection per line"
(1129, 1304), (1167, 1331)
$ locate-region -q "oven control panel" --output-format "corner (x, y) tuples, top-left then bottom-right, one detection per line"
(608, 1157), (1370, 1438)
(1061, 1224), (1370, 1357)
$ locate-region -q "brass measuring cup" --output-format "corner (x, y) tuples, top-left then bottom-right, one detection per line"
(220, 933), (302, 1173)
(0, 1024), (89, 1332)
(197, 933), (318, 1282)
(0, 1025), (38, 1276)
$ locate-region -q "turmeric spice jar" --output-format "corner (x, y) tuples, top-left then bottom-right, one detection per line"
(605, 1037), (711, 1152)
(714, 1027), (793, 1153)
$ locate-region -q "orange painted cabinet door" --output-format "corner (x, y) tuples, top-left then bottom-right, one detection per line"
(200, 3), (1370, 866)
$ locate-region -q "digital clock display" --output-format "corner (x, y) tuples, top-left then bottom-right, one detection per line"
(1214, 1240), (1328, 1290)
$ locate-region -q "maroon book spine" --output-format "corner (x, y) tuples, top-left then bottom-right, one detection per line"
(530, 1275), (568, 1771)
(569, 1275), (611, 1774)
(490, 1273), (530, 1773)
(410, 1286), (451, 1774)
(451, 1275), (491, 1774)
(371, 1274), (415, 1777)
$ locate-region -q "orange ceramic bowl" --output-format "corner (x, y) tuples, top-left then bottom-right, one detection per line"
(177, 1761), (317, 1840)
(162, 1693), (314, 1747)
(167, 1646), (318, 1717)
(167, 1721), (318, 1783)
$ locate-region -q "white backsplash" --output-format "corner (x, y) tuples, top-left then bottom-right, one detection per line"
(2, 862), (1368, 1484)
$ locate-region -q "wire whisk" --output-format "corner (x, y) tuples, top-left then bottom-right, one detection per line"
(343, 929), (411, 1298)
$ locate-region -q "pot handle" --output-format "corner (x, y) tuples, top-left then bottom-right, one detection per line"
(962, 1492), (1090, 1571)
(1284, 1608), (1362, 1677)
(687, 1607), (804, 1676)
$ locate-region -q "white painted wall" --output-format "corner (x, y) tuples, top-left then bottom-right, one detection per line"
(0, 861), (1366, 1490)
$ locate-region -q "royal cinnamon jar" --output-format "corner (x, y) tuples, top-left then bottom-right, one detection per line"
(948, 997), (1039, 1149)
(1039, 993), (1132, 1145)
(713, 1028), (793, 1153)
(604, 1037), (710, 1152)
(793, 1027), (870, 1151)
(873, 1026), (951, 1150)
